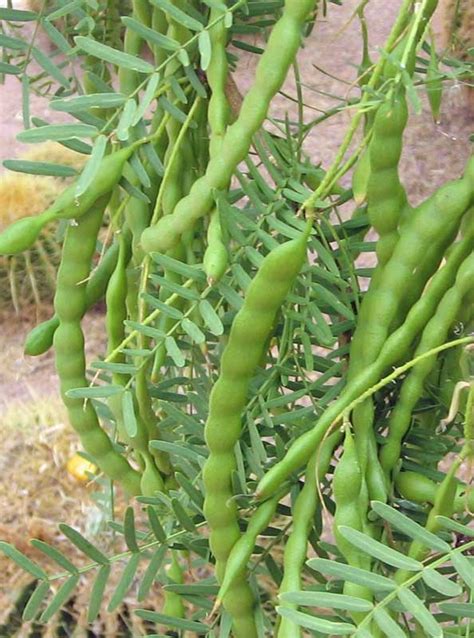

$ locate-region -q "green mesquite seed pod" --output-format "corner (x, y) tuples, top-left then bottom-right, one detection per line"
(203, 227), (308, 636)
(24, 239), (122, 356)
(54, 197), (141, 495)
(140, 0), (317, 254)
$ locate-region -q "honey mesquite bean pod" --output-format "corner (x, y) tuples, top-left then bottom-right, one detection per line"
(24, 237), (124, 356)
(0, 145), (139, 256)
(203, 208), (228, 284)
(395, 470), (474, 512)
(380, 250), (474, 477)
(53, 197), (141, 495)
(203, 228), (309, 638)
(140, 0), (317, 254)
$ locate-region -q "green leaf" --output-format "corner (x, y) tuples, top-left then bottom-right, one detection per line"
(142, 294), (184, 320)
(75, 36), (155, 73)
(165, 336), (186, 367)
(0, 7), (37, 21)
(147, 506), (167, 543)
(199, 299), (224, 335)
(135, 609), (208, 632)
(149, 0), (203, 31)
(31, 46), (70, 87)
(307, 558), (396, 591)
(108, 553), (140, 611)
(87, 564), (111, 622)
(0, 34), (28, 50)
(123, 507), (139, 553)
(422, 568), (462, 596)
(450, 551), (474, 587)
(41, 19), (72, 53)
(59, 524), (109, 565)
(0, 542), (48, 580)
(75, 134), (107, 197)
(132, 73), (161, 125)
(397, 588), (442, 637)
(311, 283), (354, 320)
(117, 99), (137, 141)
(3, 159), (77, 177)
(436, 515), (474, 537)
(181, 318), (205, 344)
(373, 606), (407, 637)
(280, 591), (373, 612)
(371, 502), (450, 553)
(40, 574), (79, 622)
(439, 602), (474, 619)
(17, 124), (98, 144)
(171, 499), (196, 532)
(0, 61), (21, 75)
(30, 540), (78, 574)
(149, 439), (207, 461)
(198, 29), (211, 70)
(121, 17), (180, 51)
(22, 581), (50, 621)
(337, 526), (422, 571)
(65, 385), (124, 399)
(151, 252), (204, 280)
(51, 93), (127, 112)
(122, 391), (138, 438)
(137, 546), (167, 602)
(158, 96), (189, 124)
(276, 607), (355, 635)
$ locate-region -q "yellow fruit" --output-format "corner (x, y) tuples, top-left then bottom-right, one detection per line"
(66, 454), (97, 483)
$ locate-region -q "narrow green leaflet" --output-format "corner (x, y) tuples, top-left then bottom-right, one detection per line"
(123, 507), (139, 553)
(276, 607), (355, 635)
(149, 440), (207, 461)
(280, 591), (373, 612)
(3, 159), (77, 177)
(51, 93), (127, 112)
(31, 46), (70, 88)
(436, 515), (474, 537)
(65, 384), (124, 399)
(75, 134), (107, 198)
(307, 558), (396, 591)
(149, 0), (204, 31)
(450, 551), (474, 587)
(40, 574), (79, 622)
(0, 8), (37, 21)
(75, 36), (155, 73)
(439, 602), (474, 619)
(132, 73), (161, 125)
(337, 526), (422, 571)
(117, 99), (137, 141)
(147, 506), (167, 543)
(0, 542), (48, 580)
(108, 553), (141, 611)
(17, 124), (98, 144)
(30, 540), (78, 574)
(122, 391), (138, 438)
(41, 19), (72, 53)
(199, 299), (224, 335)
(397, 588), (443, 638)
(198, 30), (212, 70)
(165, 336), (186, 367)
(371, 502), (450, 553)
(122, 17), (180, 51)
(137, 546), (167, 601)
(181, 317), (205, 344)
(58, 524), (109, 565)
(373, 607), (407, 637)
(22, 581), (51, 621)
(87, 564), (111, 622)
(0, 34), (28, 50)
(135, 609), (209, 633)
(0, 62), (22, 75)
(422, 568), (462, 596)
(46, 0), (82, 21)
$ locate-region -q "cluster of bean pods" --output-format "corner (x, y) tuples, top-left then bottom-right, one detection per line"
(0, 0), (472, 634)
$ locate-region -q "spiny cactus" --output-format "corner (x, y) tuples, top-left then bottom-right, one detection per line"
(0, 144), (87, 315)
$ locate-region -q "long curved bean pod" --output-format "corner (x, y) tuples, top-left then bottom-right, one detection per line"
(140, 0), (317, 254)
(53, 197), (141, 495)
(203, 228), (309, 637)
(380, 250), (474, 476)
(24, 237), (124, 356)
